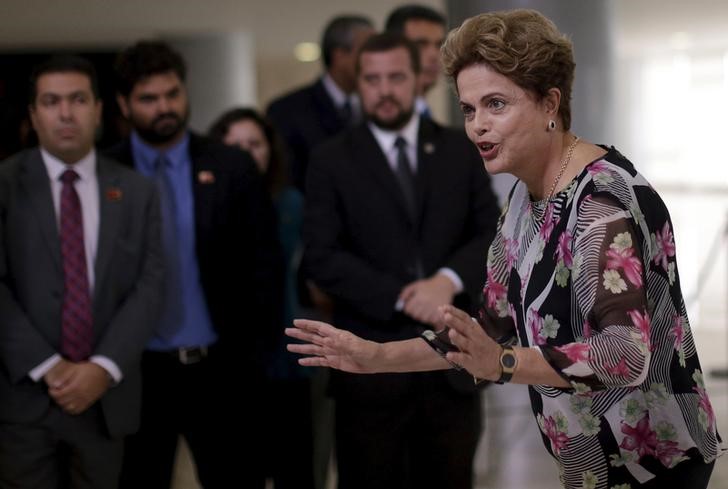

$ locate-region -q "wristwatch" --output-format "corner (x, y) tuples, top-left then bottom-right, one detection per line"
(497, 346), (518, 383)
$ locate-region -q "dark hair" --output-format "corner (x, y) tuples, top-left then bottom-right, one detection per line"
(114, 41), (186, 97)
(385, 4), (446, 33)
(29, 55), (100, 106)
(208, 107), (289, 195)
(441, 9), (575, 129)
(356, 32), (421, 75)
(321, 15), (374, 68)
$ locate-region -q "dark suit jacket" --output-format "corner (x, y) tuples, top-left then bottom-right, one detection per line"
(266, 78), (347, 192)
(104, 133), (284, 366)
(0, 148), (164, 438)
(303, 118), (501, 402)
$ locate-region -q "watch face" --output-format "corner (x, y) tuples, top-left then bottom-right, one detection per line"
(502, 352), (517, 369)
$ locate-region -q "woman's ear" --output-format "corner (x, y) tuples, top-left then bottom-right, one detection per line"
(543, 87), (562, 117)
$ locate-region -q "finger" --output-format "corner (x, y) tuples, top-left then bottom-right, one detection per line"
(285, 328), (325, 345)
(442, 310), (475, 335)
(443, 304), (473, 322)
(292, 319), (341, 338)
(298, 357), (331, 368)
(448, 327), (471, 353)
(287, 343), (335, 357)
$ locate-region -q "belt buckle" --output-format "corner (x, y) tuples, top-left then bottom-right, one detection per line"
(178, 346), (208, 365)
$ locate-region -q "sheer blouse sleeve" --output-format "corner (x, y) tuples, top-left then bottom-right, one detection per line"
(540, 194), (651, 391)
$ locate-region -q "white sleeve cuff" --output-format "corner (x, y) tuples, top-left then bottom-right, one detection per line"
(437, 268), (464, 294)
(90, 356), (123, 384)
(29, 354), (62, 382)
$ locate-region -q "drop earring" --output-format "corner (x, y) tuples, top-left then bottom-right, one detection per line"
(548, 120), (556, 131)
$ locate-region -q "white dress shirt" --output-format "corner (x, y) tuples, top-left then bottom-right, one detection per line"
(367, 114), (464, 310)
(29, 149), (121, 383)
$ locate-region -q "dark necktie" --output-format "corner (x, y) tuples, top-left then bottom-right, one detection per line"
(155, 155), (184, 338)
(394, 136), (417, 220)
(59, 169), (93, 361)
(340, 99), (353, 126)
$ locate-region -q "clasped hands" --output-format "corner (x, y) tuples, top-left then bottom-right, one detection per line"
(43, 360), (111, 416)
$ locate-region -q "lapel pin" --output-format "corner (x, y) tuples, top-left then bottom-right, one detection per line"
(198, 170), (215, 184)
(105, 187), (123, 201)
(423, 143), (435, 154)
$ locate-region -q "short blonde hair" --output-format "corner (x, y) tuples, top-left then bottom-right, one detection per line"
(441, 9), (575, 129)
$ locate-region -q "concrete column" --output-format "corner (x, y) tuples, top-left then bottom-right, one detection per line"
(169, 33), (256, 134)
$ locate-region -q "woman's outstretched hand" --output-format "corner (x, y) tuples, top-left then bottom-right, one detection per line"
(286, 319), (381, 373)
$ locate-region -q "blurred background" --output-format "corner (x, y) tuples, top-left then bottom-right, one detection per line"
(2, 0), (726, 487)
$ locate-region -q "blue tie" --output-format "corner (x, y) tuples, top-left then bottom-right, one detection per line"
(155, 155), (184, 339)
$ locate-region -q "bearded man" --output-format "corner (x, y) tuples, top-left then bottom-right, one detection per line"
(105, 41), (283, 489)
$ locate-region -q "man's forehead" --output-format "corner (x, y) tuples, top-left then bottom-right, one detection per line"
(36, 71), (92, 93)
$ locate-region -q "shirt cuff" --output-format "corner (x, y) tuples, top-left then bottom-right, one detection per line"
(90, 356), (123, 384)
(437, 268), (464, 294)
(29, 354), (62, 382)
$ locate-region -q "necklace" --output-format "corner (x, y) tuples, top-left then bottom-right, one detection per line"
(545, 135), (580, 201)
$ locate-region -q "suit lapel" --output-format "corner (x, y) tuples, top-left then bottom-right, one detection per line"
(188, 135), (216, 239)
(312, 79), (346, 135)
(19, 149), (62, 272)
(352, 126), (415, 226)
(94, 156), (123, 301)
(414, 119), (441, 228)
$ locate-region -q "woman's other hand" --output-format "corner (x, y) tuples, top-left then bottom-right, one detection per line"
(286, 319), (381, 373)
(441, 305), (502, 381)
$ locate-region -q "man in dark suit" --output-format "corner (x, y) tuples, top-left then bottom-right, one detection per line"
(266, 15), (374, 192)
(385, 4), (447, 118)
(105, 41), (283, 489)
(0, 56), (163, 489)
(303, 33), (501, 489)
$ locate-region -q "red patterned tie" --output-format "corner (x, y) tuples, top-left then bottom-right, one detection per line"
(59, 169), (93, 361)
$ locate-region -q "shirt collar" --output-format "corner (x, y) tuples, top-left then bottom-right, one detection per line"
(322, 73), (349, 108)
(368, 113), (420, 154)
(130, 130), (190, 172)
(40, 147), (96, 183)
(415, 96), (430, 115)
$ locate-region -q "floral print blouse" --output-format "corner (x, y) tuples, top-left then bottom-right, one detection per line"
(480, 147), (723, 488)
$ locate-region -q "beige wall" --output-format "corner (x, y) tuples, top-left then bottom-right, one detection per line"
(1, 0), (448, 119)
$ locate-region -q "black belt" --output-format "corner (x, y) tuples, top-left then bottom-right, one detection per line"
(150, 346), (211, 365)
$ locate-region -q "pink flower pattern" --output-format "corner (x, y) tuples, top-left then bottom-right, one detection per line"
(582, 319), (592, 339)
(653, 221), (676, 272)
(605, 357), (630, 377)
(656, 439), (685, 468)
(543, 415), (570, 455)
(606, 247), (643, 288)
(556, 342), (590, 363)
(528, 308), (546, 345)
(588, 161), (610, 175)
(671, 314), (684, 352)
(694, 386), (716, 430)
(620, 415), (657, 460)
(554, 230), (574, 267)
(484, 270), (507, 311)
(504, 237), (519, 269)
(627, 309), (652, 351)
(539, 204), (556, 240)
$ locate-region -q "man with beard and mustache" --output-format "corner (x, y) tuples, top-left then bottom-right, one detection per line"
(105, 41), (283, 489)
(302, 33), (500, 489)
(385, 5), (447, 119)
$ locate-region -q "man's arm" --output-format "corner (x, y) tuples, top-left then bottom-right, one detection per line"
(0, 170), (58, 383)
(91, 180), (164, 374)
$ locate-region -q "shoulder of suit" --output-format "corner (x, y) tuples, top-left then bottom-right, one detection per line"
(267, 79), (321, 113)
(0, 148), (42, 178)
